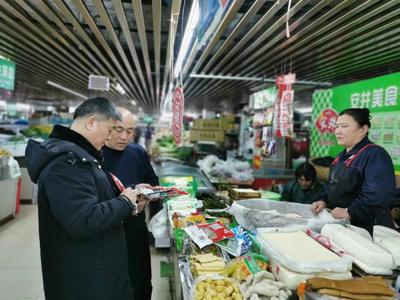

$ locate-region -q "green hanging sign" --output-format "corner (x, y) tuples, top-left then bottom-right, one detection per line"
(0, 58), (16, 91)
(311, 72), (400, 173)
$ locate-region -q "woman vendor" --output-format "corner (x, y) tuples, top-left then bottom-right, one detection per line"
(312, 108), (395, 234)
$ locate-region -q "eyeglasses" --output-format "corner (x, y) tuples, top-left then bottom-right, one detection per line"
(113, 126), (135, 135)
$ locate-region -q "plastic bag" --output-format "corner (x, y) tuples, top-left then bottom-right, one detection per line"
(346, 224), (372, 241)
(8, 157), (21, 179)
(373, 225), (400, 268)
(229, 199), (348, 232)
(148, 208), (168, 238)
(322, 224), (393, 275)
(231, 170), (253, 182)
(197, 155), (221, 173)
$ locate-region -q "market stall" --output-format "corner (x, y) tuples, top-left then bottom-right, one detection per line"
(152, 186), (400, 300)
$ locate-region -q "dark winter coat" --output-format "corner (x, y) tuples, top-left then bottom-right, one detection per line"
(320, 137), (395, 234)
(25, 125), (133, 300)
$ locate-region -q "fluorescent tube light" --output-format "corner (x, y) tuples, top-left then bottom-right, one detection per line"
(47, 81), (87, 99)
(174, 0), (200, 78)
(115, 82), (126, 95)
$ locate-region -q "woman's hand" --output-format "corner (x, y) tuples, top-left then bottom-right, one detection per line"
(331, 207), (350, 219)
(311, 200), (326, 214)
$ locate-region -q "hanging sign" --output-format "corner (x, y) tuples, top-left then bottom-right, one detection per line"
(274, 73), (295, 137)
(172, 87), (184, 144)
(280, 89), (294, 137)
(0, 58), (16, 91)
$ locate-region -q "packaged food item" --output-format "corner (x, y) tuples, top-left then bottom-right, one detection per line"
(173, 212), (207, 229)
(159, 175), (197, 196)
(217, 225), (252, 257)
(190, 253), (226, 277)
(226, 253), (269, 281)
(166, 196), (200, 214)
(192, 274), (243, 300)
(174, 228), (189, 253)
(184, 221), (235, 249)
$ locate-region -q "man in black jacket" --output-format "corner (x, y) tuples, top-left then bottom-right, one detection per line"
(25, 97), (141, 300)
(103, 107), (159, 300)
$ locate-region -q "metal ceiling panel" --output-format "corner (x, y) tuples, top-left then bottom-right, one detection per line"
(0, 0), (399, 112)
(160, 0), (181, 105)
(152, 0), (162, 105)
(131, 0), (155, 106)
(111, 0), (151, 104)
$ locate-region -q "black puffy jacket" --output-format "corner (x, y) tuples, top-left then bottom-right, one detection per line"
(26, 134), (133, 300)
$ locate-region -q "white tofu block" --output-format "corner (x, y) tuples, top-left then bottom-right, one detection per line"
(322, 224), (393, 275)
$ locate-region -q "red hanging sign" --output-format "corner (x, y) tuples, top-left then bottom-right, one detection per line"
(274, 73), (295, 137)
(172, 87), (184, 144)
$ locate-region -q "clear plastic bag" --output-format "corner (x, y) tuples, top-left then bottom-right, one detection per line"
(322, 224), (393, 275)
(231, 171), (253, 182)
(148, 208), (168, 238)
(373, 225), (400, 268)
(229, 199), (348, 232)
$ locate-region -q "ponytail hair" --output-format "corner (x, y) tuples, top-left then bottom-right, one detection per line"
(339, 108), (371, 128)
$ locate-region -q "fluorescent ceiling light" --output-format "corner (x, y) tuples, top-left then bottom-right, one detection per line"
(130, 100), (137, 106)
(174, 0), (200, 78)
(47, 80), (87, 99)
(16, 103), (31, 112)
(114, 82), (126, 95)
(0, 100), (7, 110)
(295, 107), (312, 114)
(69, 106), (77, 114)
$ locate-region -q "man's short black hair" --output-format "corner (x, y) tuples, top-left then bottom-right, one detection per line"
(295, 163), (317, 183)
(73, 97), (122, 121)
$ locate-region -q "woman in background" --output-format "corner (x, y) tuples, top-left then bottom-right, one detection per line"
(282, 163), (324, 204)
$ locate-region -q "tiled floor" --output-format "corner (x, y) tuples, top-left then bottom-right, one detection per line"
(0, 204), (171, 300)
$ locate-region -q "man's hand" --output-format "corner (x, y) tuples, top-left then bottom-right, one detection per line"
(120, 187), (138, 205)
(311, 200), (327, 214)
(136, 200), (148, 214)
(137, 193), (150, 202)
(331, 207), (350, 219)
(135, 183), (152, 189)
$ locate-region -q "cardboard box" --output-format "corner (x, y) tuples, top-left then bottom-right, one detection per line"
(189, 130), (225, 142)
(192, 119), (230, 131)
(229, 188), (261, 200)
(221, 114), (236, 123)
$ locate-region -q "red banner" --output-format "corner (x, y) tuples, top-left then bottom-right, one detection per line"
(274, 73), (295, 137)
(172, 87), (184, 144)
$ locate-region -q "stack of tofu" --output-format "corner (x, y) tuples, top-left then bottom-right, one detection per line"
(190, 253), (226, 277)
(257, 229), (353, 290)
